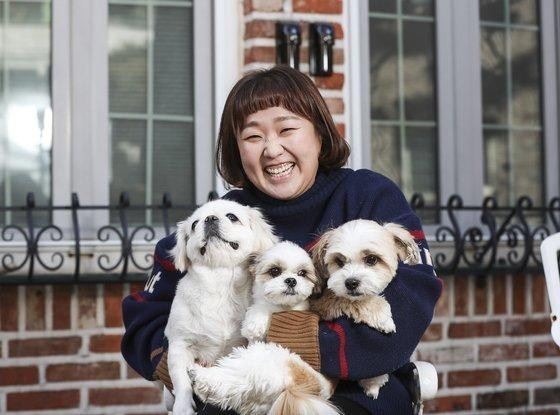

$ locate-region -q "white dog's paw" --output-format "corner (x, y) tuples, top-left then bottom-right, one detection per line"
(172, 393), (197, 415)
(241, 317), (269, 342)
(377, 315), (396, 333)
(359, 374), (389, 399)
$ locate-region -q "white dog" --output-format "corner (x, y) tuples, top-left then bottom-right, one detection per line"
(190, 241), (340, 415)
(164, 199), (277, 415)
(241, 241), (321, 343)
(310, 219), (420, 399)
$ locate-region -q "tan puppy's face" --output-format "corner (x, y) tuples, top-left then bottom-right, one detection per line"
(172, 200), (278, 271)
(312, 220), (420, 300)
(251, 241), (320, 307)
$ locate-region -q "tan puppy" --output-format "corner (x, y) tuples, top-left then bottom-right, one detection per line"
(310, 219), (420, 398)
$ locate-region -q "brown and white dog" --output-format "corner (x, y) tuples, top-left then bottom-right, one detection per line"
(310, 219), (420, 398)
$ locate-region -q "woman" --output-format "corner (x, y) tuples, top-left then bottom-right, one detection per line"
(122, 65), (442, 414)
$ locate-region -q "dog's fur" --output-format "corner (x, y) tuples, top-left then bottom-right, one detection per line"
(310, 219), (420, 398)
(190, 241), (340, 415)
(164, 199), (277, 415)
(241, 241), (320, 343)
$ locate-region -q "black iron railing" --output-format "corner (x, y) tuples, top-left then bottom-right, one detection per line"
(0, 192), (559, 285)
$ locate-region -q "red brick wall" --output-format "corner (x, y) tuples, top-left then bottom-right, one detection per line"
(0, 283), (167, 414)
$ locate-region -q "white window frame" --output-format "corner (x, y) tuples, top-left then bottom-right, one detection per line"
(346, 0), (559, 231)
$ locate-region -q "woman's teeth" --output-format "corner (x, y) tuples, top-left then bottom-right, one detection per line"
(265, 162), (294, 177)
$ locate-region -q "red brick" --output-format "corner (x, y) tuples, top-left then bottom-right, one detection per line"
(505, 317), (550, 336)
(89, 387), (161, 406)
(512, 274), (526, 314)
(314, 73), (344, 90)
(435, 280), (450, 317)
(7, 390), (80, 411)
(25, 285), (46, 330)
(104, 283), (124, 328)
(245, 20), (275, 39)
(531, 274), (546, 312)
(324, 97), (344, 115)
(507, 364), (557, 382)
(47, 362), (120, 382)
(78, 284), (98, 329)
(90, 334), (122, 353)
(52, 285), (72, 330)
(474, 276), (488, 315)
(534, 387), (560, 405)
(0, 366), (39, 386)
(244, 46), (276, 65)
(533, 341), (560, 357)
(476, 390), (529, 409)
(127, 365), (143, 379)
(336, 123), (345, 138)
(448, 321), (501, 338)
(421, 323), (442, 342)
(493, 275), (507, 314)
(422, 394), (471, 412)
(247, 0), (283, 12)
(9, 336), (81, 357)
(417, 346), (474, 364)
(448, 369), (501, 387)
(479, 343), (529, 362)
(130, 282), (145, 294)
(454, 275), (469, 316)
(1, 286), (18, 331)
(293, 0), (342, 14)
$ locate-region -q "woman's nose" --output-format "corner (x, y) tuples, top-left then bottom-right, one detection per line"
(263, 136), (284, 158)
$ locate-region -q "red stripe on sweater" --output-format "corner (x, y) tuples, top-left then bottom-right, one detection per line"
(325, 322), (349, 379)
(155, 254), (176, 272)
(410, 230), (425, 240)
(131, 292), (145, 303)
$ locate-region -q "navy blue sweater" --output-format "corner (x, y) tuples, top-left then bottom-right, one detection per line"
(121, 168), (442, 414)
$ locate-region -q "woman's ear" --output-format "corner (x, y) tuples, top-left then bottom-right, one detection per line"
(246, 206), (279, 252)
(383, 222), (421, 265)
(171, 220), (191, 272)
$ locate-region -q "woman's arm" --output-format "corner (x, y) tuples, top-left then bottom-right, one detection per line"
(121, 234), (182, 386)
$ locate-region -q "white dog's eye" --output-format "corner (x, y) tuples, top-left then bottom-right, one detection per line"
(268, 267), (281, 277)
(191, 220), (199, 231)
(226, 213), (239, 222)
(297, 269), (307, 278)
(334, 257), (345, 268)
(364, 254), (378, 266)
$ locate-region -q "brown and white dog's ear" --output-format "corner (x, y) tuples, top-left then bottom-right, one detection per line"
(310, 229), (335, 280)
(383, 222), (420, 265)
(246, 207), (279, 253)
(171, 220), (190, 272)
(245, 253), (259, 279)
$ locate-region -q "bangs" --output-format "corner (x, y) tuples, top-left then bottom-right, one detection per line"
(231, 70), (315, 134)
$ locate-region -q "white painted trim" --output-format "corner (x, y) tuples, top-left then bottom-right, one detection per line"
(213, 0), (243, 196)
(541, 0), (560, 201)
(194, 0), (215, 204)
(345, 0), (370, 170)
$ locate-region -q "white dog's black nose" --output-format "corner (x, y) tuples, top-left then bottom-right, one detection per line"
(284, 278), (297, 288)
(345, 278), (360, 290)
(205, 215), (219, 223)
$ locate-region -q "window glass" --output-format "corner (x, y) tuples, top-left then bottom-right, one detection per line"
(108, 0), (194, 224)
(480, 0), (543, 205)
(369, 0), (438, 221)
(0, 0), (52, 225)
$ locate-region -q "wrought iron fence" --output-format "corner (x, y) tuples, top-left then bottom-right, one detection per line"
(0, 192), (559, 285)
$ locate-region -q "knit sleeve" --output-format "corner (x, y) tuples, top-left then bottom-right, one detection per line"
(121, 235), (182, 382)
(265, 311), (321, 371)
(317, 172), (442, 380)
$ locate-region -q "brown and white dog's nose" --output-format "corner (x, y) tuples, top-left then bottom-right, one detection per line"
(284, 278), (297, 288)
(345, 278), (360, 290)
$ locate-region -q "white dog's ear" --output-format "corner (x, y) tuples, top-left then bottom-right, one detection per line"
(310, 229), (335, 281)
(383, 222), (420, 265)
(246, 207), (278, 252)
(171, 220), (190, 272)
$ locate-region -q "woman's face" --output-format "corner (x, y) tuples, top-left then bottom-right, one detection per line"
(237, 106), (321, 200)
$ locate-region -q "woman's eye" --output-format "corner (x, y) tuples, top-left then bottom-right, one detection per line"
(226, 213), (239, 222)
(191, 220), (199, 231)
(334, 257), (345, 268)
(364, 255), (378, 266)
(280, 128), (296, 134)
(297, 269), (307, 277)
(268, 267), (281, 277)
(244, 134), (261, 141)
